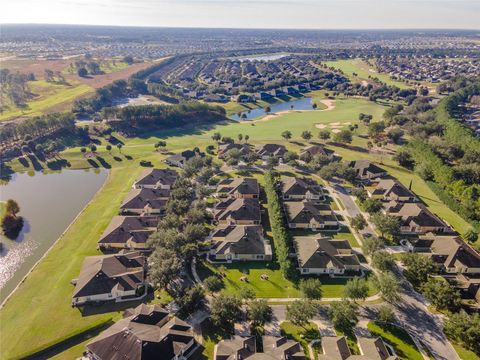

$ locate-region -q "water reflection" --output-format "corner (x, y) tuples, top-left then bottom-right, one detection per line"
(230, 97), (314, 121)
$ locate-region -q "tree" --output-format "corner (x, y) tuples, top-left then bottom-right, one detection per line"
(362, 236), (384, 256)
(377, 304), (396, 324)
(80, 147), (87, 154)
(371, 251), (394, 271)
(148, 248), (182, 290)
(116, 143), (123, 153)
(421, 278), (460, 312)
(283, 151), (298, 165)
(177, 285), (205, 314)
(210, 294), (243, 330)
(299, 278), (322, 299)
(328, 301), (359, 334)
(463, 229), (478, 243)
(351, 214), (367, 231)
(362, 198), (383, 214)
(332, 130), (352, 144)
(281, 130), (292, 141)
(247, 299), (273, 326)
(312, 103), (318, 110)
(265, 106), (271, 114)
(155, 141), (167, 150)
(371, 213), (401, 240)
(203, 275), (224, 293)
(318, 130), (331, 141)
(238, 134), (243, 142)
(90, 144), (97, 152)
(374, 272), (400, 303)
(301, 131), (312, 142)
(444, 311), (480, 354)
(344, 277), (369, 302)
(239, 286), (256, 301)
(402, 253), (436, 288)
(106, 144), (112, 152)
(244, 134), (250, 143)
(5, 199), (20, 217)
(286, 300), (317, 328)
(212, 132), (222, 143)
(368, 121), (386, 138)
(123, 55), (134, 65)
(77, 67), (88, 77)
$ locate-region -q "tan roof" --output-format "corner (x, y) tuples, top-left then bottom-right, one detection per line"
(284, 201), (337, 225)
(215, 198), (261, 222)
(211, 225), (271, 256)
(280, 176), (324, 197)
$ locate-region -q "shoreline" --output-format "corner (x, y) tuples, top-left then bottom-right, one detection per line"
(0, 169), (110, 309)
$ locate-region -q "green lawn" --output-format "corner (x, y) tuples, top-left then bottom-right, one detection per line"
(335, 329), (360, 355)
(192, 319), (231, 360)
(367, 321), (423, 360)
(280, 321), (320, 359)
(453, 343), (480, 360)
(323, 59), (411, 89)
(196, 260), (376, 299)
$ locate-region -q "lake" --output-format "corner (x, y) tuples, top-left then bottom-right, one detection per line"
(0, 169), (108, 303)
(230, 96), (314, 121)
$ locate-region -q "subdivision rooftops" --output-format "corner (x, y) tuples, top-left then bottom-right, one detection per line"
(217, 177), (260, 197)
(318, 336), (397, 360)
(214, 198), (261, 222)
(348, 160), (387, 179)
(98, 216), (157, 246)
(280, 176), (324, 197)
(211, 225), (271, 256)
(294, 236), (360, 270)
(133, 168), (178, 188)
(284, 201), (336, 224)
(300, 144), (334, 158)
(73, 251), (145, 298)
(386, 202), (448, 228)
(87, 304), (195, 360)
(121, 188), (169, 210)
(370, 179), (417, 200)
(255, 143), (287, 157)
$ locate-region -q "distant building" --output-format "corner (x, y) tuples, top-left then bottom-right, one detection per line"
(217, 143), (251, 159)
(231, 94), (254, 103)
(86, 304), (196, 360)
(255, 143), (287, 160)
(294, 236), (361, 275)
(165, 150), (201, 168)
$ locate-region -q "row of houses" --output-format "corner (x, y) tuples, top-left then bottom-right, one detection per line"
(231, 83), (319, 103)
(72, 169), (179, 306)
(218, 142), (288, 161)
(215, 334), (397, 360)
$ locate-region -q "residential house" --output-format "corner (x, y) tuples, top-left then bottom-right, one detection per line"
(368, 179), (418, 202)
(444, 274), (480, 304)
(318, 336), (397, 360)
(120, 188), (169, 215)
(98, 216), (158, 252)
(255, 91), (273, 101)
(284, 200), (338, 230)
(86, 304), (196, 360)
(214, 198), (261, 225)
(294, 236), (361, 275)
(209, 225), (272, 262)
(217, 143), (250, 160)
(386, 202), (451, 234)
(348, 160), (388, 181)
(165, 150), (201, 168)
(133, 168), (178, 190)
(300, 145), (335, 160)
(216, 177), (260, 199)
(72, 251), (146, 306)
(427, 234), (480, 274)
(280, 176), (325, 201)
(214, 336), (305, 360)
(255, 143), (287, 160)
(231, 94), (254, 103)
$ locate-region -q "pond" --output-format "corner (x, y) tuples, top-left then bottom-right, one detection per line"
(0, 169), (108, 303)
(230, 96), (314, 121)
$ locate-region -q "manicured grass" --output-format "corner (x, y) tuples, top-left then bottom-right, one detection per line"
(335, 329), (360, 355)
(323, 59), (411, 89)
(280, 321), (320, 359)
(452, 343), (480, 360)
(196, 260), (376, 299)
(367, 321), (423, 360)
(192, 319), (231, 360)
(0, 81), (93, 121)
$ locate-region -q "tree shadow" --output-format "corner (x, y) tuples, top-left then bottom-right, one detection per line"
(124, 155), (133, 160)
(27, 154), (44, 171)
(18, 157), (30, 168)
(113, 156), (123, 162)
(96, 156), (111, 169)
(87, 159), (100, 168)
(46, 159), (71, 170)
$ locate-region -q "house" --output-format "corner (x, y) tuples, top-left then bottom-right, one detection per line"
(284, 200), (338, 230)
(284, 86), (300, 95)
(165, 150), (201, 168)
(348, 160), (388, 181)
(72, 251), (146, 306)
(280, 176), (325, 201)
(299, 145), (335, 160)
(214, 336), (305, 360)
(426, 234), (480, 274)
(386, 202), (451, 234)
(218, 143), (250, 159)
(205, 94), (228, 103)
(272, 88), (285, 97)
(255, 91), (273, 101)
(98, 216), (157, 251)
(133, 168), (178, 190)
(231, 94), (253, 103)
(214, 198), (261, 225)
(86, 304), (196, 360)
(294, 236), (361, 275)
(318, 336), (397, 360)
(209, 225), (272, 262)
(368, 179), (418, 202)
(120, 188), (169, 215)
(216, 177), (260, 199)
(255, 143), (287, 160)
(444, 274), (480, 304)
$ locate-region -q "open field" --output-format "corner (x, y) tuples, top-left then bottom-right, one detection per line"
(0, 96), (472, 358)
(323, 59), (411, 89)
(452, 343), (480, 360)
(0, 58), (155, 121)
(367, 321), (424, 360)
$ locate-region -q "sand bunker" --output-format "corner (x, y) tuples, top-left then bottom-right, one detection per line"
(331, 129), (341, 133)
(315, 124), (327, 129)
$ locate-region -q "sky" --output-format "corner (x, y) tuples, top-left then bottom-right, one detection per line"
(1, 0), (479, 29)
